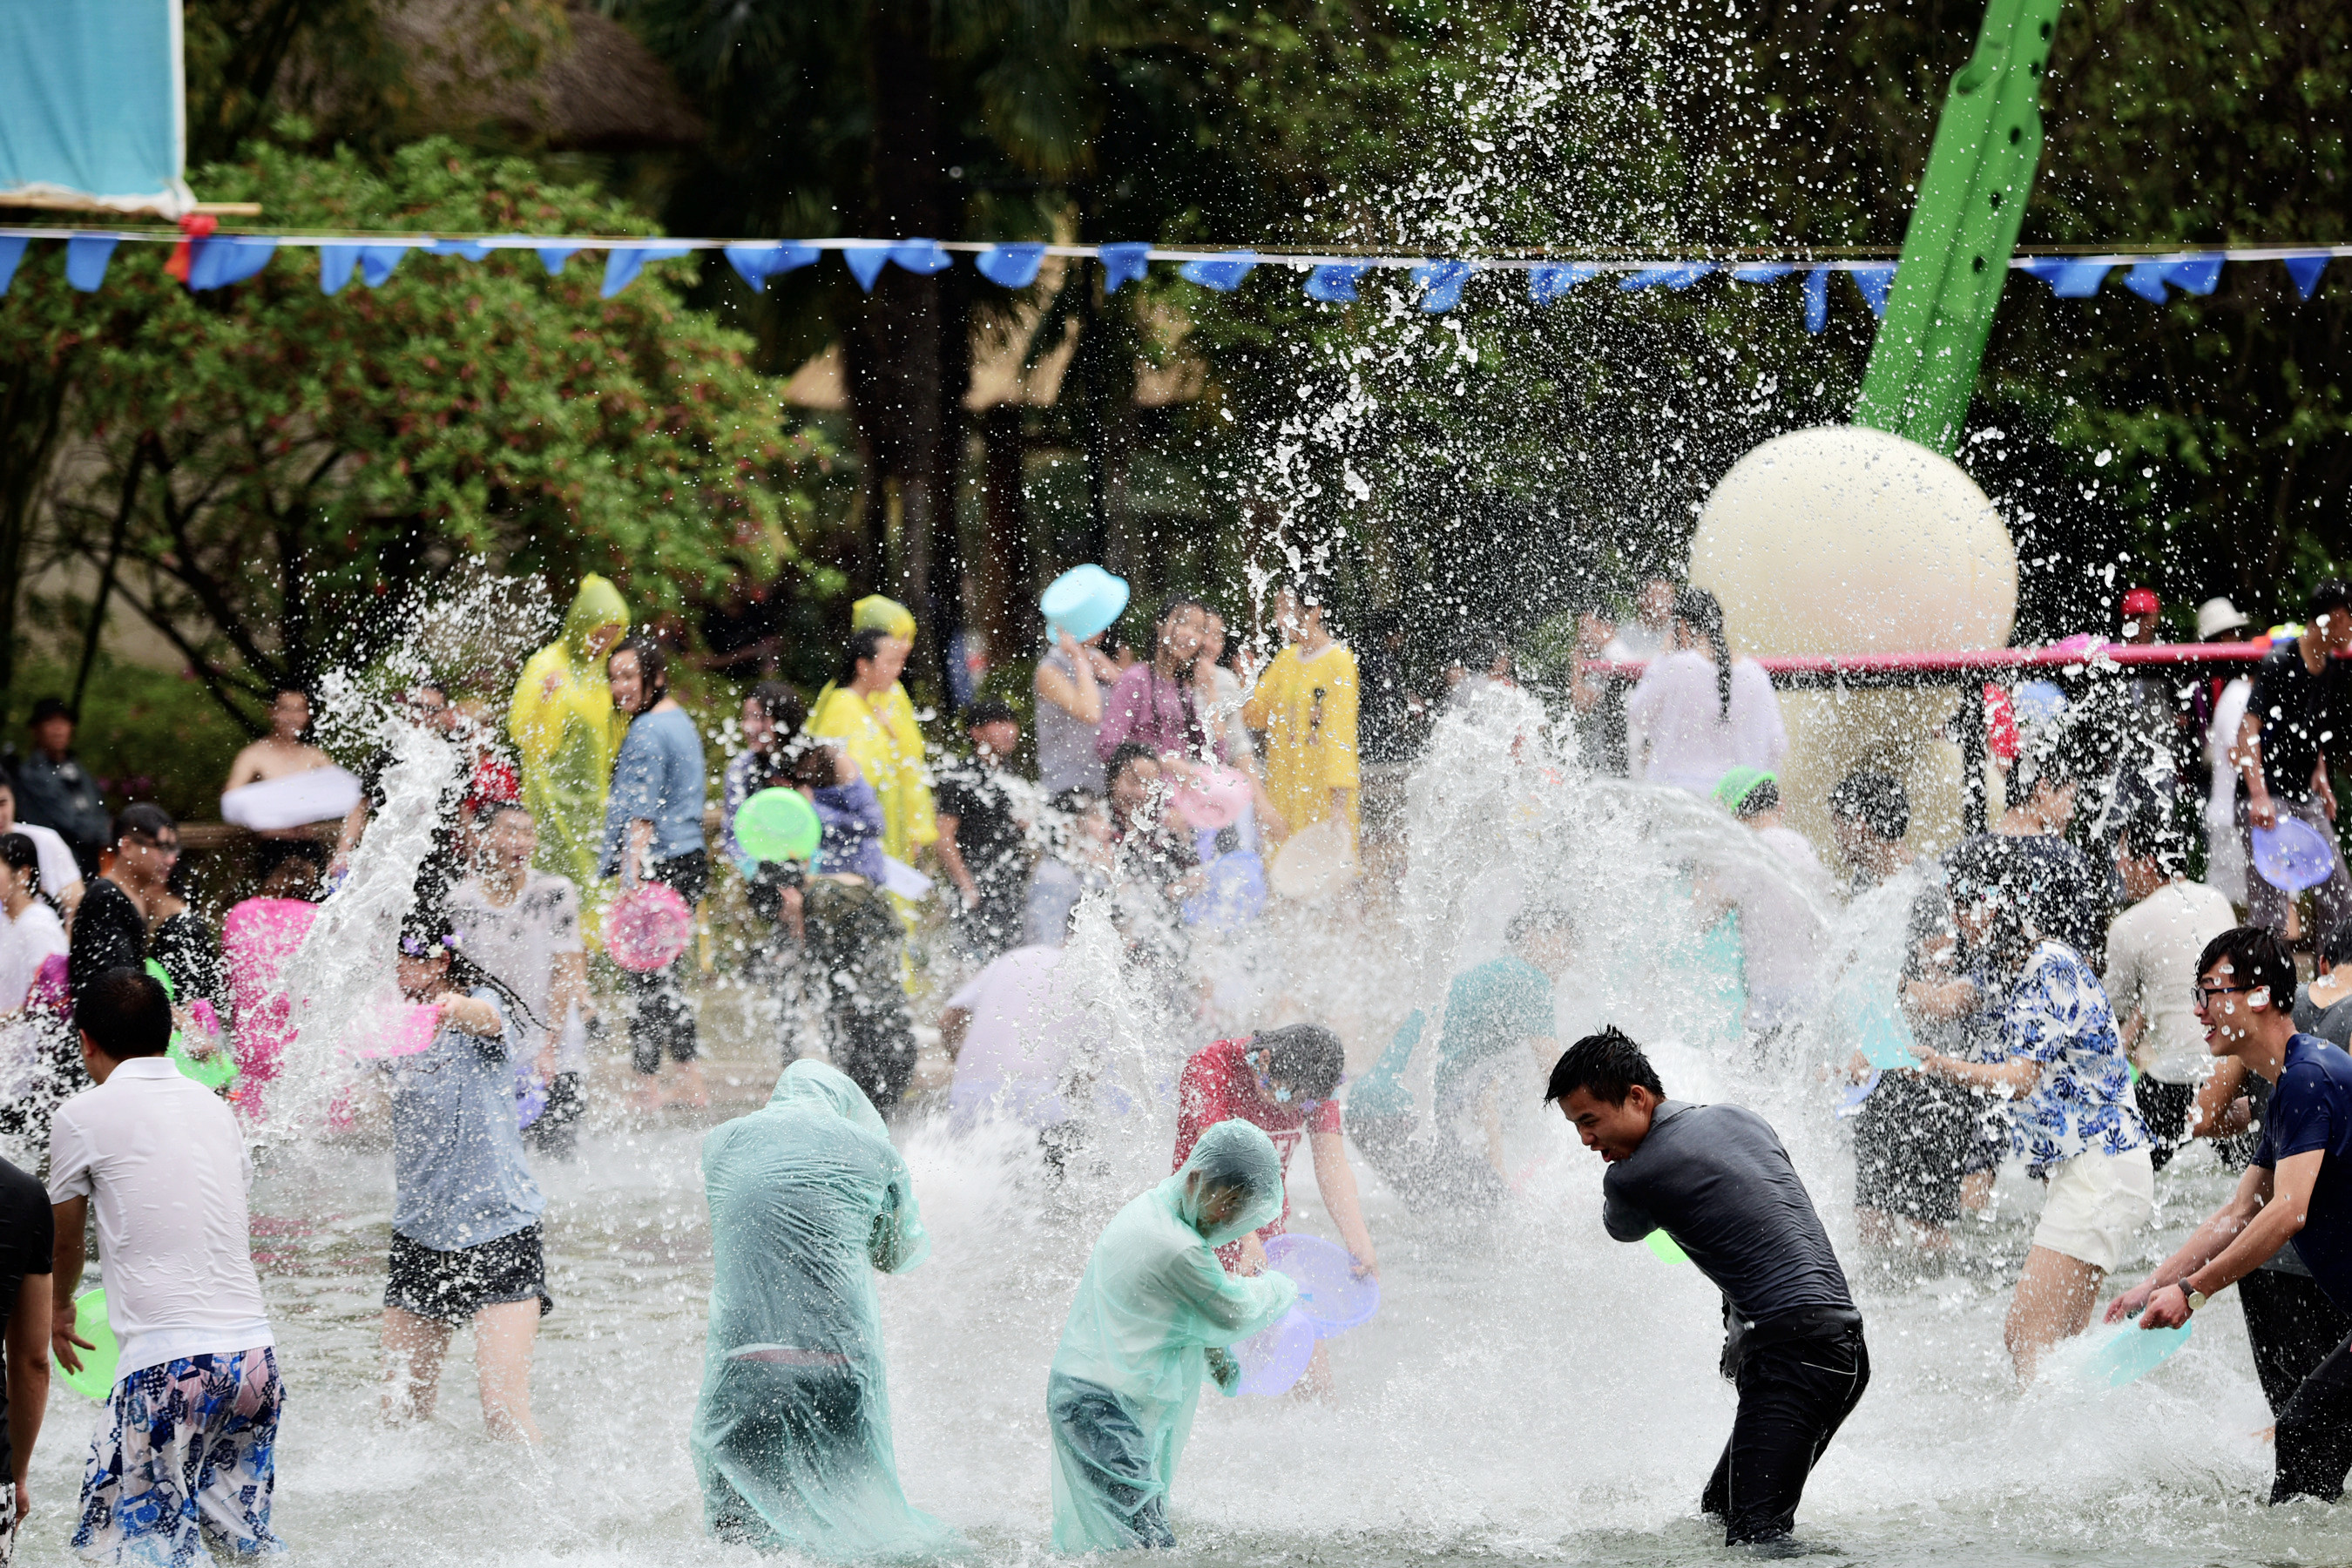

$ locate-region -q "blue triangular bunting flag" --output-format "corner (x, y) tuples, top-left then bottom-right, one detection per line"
(2166, 256), (2223, 295)
(1529, 263), (1598, 305)
(723, 242), (819, 287)
(320, 244), (361, 294)
(889, 239), (951, 276)
(975, 242), (1047, 288)
(0, 234), (26, 296)
(425, 240), (490, 261)
(359, 245), (411, 287)
(1180, 252), (1256, 291)
(187, 236), (276, 291)
(2121, 261), (2170, 302)
(64, 234), (118, 292)
(1304, 262), (1370, 302)
(1098, 242), (1152, 293)
(538, 247), (582, 275)
(1850, 263), (1896, 318)
(842, 244), (891, 291)
(2285, 254), (2329, 300)
(1412, 260), (1473, 313)
(1621, 263), (1713, 291)
(2019, 259), (2112, 297)
(600, 244), (694, 298)
(1803, 267), (1830, 333)
(1729, 262), (1796, 282)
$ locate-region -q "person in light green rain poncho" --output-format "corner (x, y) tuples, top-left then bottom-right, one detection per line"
(509, 577), (632, 935)
(690, 1059), (955, 1558)
(1048, 1120), (1300, 1551)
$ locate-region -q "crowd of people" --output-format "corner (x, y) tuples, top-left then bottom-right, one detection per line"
(1, 564), (2351, 1560)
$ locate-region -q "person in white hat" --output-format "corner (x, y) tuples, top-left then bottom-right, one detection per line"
(2193, 598), (2256, 904)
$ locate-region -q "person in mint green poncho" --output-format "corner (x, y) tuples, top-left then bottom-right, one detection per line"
(690, 1060), (954, 1558)
(1048, 1120), (1300, 1551)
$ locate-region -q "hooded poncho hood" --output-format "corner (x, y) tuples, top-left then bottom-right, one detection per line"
(1161, 1119), (1288, 1247)
(563, 575), (631, 662)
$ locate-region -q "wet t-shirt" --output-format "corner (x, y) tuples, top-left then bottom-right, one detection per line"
(2246, 641), (2350, 803)
(384, 989), (544, 1251)
(1602, 1100), (1857, 1333)
(2253, 1033), (2352, 1308)
(0, 1154), (51, 1484)
(1173, 1037), (1341, 1235)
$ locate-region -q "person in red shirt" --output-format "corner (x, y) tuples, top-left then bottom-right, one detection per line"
(1173, 1025), (1377, 1281)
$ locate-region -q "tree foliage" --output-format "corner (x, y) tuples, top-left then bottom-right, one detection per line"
(4, 137), (826, 731)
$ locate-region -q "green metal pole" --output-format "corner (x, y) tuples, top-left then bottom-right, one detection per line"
(1852, 0), (2066, 455)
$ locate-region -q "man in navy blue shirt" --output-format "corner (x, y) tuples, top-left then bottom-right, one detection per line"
(2109, 925), (2352, 1501)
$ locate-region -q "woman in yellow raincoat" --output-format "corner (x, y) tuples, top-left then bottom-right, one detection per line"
(510, 577), (631, 925)
(808, 596), (936, 874)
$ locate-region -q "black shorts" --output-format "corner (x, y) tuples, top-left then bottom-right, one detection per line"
(385, 1225), (554, 1322)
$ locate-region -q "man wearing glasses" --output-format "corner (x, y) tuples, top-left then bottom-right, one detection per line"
(2107, 925), (2352, 1502)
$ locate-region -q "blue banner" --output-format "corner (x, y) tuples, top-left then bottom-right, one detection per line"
(0, 0), (188, 215)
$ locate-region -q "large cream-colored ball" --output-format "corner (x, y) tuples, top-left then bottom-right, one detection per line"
(1688, 426), (2017, 850)
(1689, 424), (2017, 658)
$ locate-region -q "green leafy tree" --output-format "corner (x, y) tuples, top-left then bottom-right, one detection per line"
(4, 136), (825, 731)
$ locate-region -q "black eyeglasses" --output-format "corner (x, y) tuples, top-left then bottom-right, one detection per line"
(2192, 983), (2253, 1007)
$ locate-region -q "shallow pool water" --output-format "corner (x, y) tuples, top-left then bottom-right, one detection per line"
(17, 1025), (2325, 1568)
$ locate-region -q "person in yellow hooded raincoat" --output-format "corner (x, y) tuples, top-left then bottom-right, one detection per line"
(510, 578), (631, 930)
(808, 596), (937, 875)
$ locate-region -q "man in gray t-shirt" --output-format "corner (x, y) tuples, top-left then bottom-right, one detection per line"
(1550, 1027), (1868, 1548)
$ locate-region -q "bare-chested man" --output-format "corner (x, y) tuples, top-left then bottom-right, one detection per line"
(222, 689), (357, 841)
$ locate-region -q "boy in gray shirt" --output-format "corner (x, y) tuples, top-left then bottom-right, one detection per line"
(1550, 1027), (1868, 1548)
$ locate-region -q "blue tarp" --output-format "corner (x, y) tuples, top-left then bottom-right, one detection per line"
(0, 0), (189, 216)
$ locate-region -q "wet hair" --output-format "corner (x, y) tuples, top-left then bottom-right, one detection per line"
(1673, 587), (1733, 718)
(2310, 579), (2352, 619)
(2193, 926), (2296, 1009)
(253, 835), (328, 880)
(1048, 787), (1101, 817)
(785, 737), (840, 791)
(1943, 835), (2042, 973)
(400, 909), (542, 1032)
(1544, 1025), (1665, 1106)
(27, 697), (71, 727)
(612, 633), (669, 712)
(1507, 904), (1576, 945)
(838, 626), (890, 687)
(1251, 1023), (1345, 1101)
(2004, 725), (2089, 812)
(2115, 801), (2186, 878)
(1105, 740), (1159, 784)
(1828, 771), (1910, 842)
(1733, 776), (1781, 820)
(1154, 593), (1207, 659)
(749, 680), (806, 733)
(78, 966), (172, 1058)
(0, 833), (37, 886)
(112, 802), (176, 848)
(964, 699), (1017, 730)
(2321, 920), (2352, 973)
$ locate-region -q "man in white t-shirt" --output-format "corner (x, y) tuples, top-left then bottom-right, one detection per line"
(2105, 809), (2239, 1167)
(0, 776), (82, 929)
(47, 966), (283, 1562)
(449, 801), (591, 1154)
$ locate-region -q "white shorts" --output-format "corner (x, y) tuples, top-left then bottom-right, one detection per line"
(2031, 1146), (2156, 1272)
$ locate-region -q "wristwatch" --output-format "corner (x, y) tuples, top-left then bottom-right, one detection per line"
(2180, 1283), (2208, 1314)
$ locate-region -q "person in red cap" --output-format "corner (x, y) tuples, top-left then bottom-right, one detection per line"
(2120, 587), (2163, 645)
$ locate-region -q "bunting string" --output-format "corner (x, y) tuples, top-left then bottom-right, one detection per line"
(0, 226), (2342, 325)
